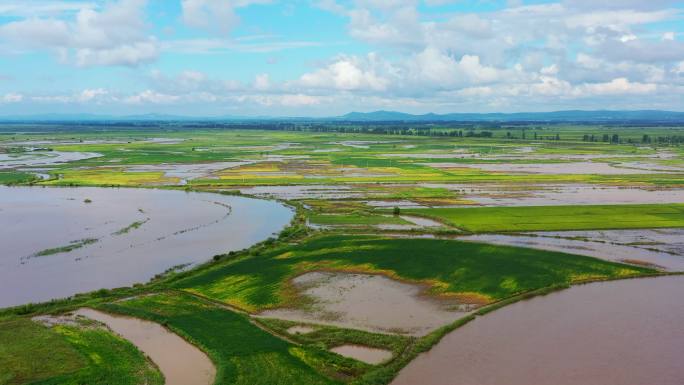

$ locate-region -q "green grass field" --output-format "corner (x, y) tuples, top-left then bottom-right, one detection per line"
(0, 172), (35, 185)
(404, 203), (684, 232)
(174, 235), (651, 311)
(0, 317), (163, 385)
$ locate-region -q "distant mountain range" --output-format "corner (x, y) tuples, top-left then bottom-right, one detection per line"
(336, 110), (684, 122)
(2, 110), (684, 123)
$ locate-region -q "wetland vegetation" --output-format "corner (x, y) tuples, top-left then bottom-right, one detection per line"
(1, 122), (683, 385)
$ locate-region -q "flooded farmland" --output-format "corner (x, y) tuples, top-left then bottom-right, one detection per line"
(0, 150), (101, 169)
(436, 161), (681, 174)
(260, 272), (471, 336)
(461, 231), (684, 271)
(422, 183), (684, 206)
(0, 186), (293, 308)
(127, 161), (254, 183)
(392, 276), (684, 385)
(330, 344), (393, 364)
(542, 228), (684, 256)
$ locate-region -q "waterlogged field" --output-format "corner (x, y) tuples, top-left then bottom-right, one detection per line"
(175, 235), (650, 315)
(1, 124), (683, 385)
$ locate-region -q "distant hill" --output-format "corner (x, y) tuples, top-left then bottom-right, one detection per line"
(337, 110), (684, 122)
(1, 110), (684, 123)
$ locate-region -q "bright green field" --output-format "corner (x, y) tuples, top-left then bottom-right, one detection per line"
(405, 203), (684, 232)
(174, 235), (651, 311)
(0, 318), (162, 385)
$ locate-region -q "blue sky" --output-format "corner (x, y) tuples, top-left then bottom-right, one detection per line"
(0, 0), (683, 116)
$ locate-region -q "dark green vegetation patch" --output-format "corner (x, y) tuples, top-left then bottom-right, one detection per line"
(0, 172), (35, 185)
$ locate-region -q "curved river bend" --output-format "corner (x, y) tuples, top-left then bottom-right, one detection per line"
(0, 186), (293, 308)
(392, 276), (684, 385)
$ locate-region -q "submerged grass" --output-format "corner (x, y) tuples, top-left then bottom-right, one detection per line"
(33, 238), (98, 257)
(112, 219), (149, 236)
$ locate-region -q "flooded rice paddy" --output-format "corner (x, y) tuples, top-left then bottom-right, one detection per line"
(330, 344), (393, 365)
(430, 161), (681, 174)
(0, 150), (101, 169)
(241, 183), (684, 207)
(541, 228), (684, 255)
(75, 308), (215, 385)
(0, 186), (293, 308)
(260, 272), (471, 336)
(377, 215), (444, 230)
(462, 230), (684, 271)
(127, 161), (254, 183)
(423, 183), (684, 206)
(238, 184), (363, 200)
(392, 276), (684, 385)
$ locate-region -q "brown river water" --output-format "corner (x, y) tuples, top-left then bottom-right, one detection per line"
(75, 308), (215, 385)
(260, 272), (470, 336)
(0, 186), (293, 308)
(392, 276), (684, 385)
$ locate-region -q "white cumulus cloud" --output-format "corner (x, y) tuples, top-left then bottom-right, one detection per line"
(0, 0), (158, 67)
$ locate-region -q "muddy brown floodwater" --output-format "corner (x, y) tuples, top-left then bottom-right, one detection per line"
(392, 276), (684, 385)
(422, 183), (684, 206)
(461, 232), (684, 271)
(0, 186), (293, 308)
(330, 344), (393, 365)
(260, 272), (470, 336)
(75, 308), (215, 385)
